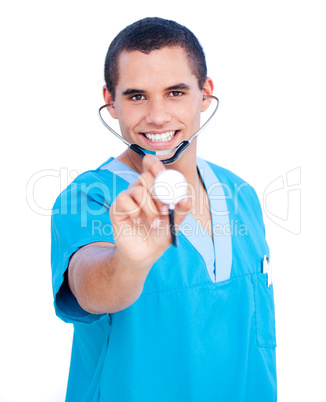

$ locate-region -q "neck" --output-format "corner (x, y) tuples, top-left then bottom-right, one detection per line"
(116, 139), (201, 189)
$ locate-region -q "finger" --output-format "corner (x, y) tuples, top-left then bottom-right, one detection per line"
(126, 185), (160, 228)
(129, 156), (165, 190)
(174, 196), (193, 225)
(110, 192), (142, 225)
(142, 156), (173, 214)
(129, 157), (168, 214)
(142, 155), (166, 178)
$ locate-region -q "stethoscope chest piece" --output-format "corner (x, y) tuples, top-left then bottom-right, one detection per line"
(153, 170), (188, 246)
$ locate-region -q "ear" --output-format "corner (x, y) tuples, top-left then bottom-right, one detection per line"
(201, 77), (214, 112)
(103, 85), (118, 119)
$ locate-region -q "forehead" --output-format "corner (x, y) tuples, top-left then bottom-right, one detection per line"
(116, 47), (196, 91)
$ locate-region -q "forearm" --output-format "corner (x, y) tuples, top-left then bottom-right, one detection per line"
(68, 244), (155, 314)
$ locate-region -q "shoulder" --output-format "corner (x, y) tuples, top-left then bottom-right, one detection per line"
(203, 159), (247, 186)
(201, 159), (262, 213)
(53, 169), (110, 203)
(52, 159), (123, 212)
(203, 159), (256, 189)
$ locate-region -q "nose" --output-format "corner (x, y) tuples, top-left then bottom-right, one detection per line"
(145, 99), (171, 126)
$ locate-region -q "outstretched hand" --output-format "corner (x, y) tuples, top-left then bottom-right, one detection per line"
(109, 155), (191, 267)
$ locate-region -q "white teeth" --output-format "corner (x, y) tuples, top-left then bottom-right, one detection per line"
(144, 130), (176, 142)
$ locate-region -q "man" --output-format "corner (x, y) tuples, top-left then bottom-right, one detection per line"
(51, 17), (277, 401)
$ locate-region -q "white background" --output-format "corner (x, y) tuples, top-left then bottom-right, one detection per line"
(0, 1), (325, 401)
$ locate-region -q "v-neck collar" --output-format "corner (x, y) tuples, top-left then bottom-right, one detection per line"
(99, 157), (140, 184)
(192, 158), (232, 282)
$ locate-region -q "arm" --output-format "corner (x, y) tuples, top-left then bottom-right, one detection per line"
(68, 241), (155, 314)
(68, 156), (191, 314)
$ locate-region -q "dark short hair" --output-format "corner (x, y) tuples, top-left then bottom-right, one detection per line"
(104, 17), (207, 100)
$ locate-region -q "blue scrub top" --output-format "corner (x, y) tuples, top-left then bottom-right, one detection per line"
(51, 158), (277, 401)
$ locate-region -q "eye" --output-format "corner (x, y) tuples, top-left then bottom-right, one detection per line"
(168, 91), (183, 97)
(131, 94), (146, 101)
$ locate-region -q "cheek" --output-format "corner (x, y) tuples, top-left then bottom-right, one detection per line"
(117, 102), (143, 123)
(115, 107), (133, 130)
(180, 99), (202, 127)
(114, 109), (129, 135)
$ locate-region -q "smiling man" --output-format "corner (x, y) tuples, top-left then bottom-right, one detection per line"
(51, 17), (277, 401)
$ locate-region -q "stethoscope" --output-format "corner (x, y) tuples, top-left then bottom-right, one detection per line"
(98, 95), (219, 165)
(98, 95), (219, 245)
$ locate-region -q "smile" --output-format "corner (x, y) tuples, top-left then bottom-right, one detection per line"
(143, 130), (177, 142)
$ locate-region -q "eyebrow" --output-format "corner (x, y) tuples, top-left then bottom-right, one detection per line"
(166, 83), (191, 91)
(122, 83), (191, 97)
(122, 88), (146, 96)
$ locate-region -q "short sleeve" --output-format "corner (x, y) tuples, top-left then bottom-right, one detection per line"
(51, 171), (116, 324)
(242, 183), (267, 235)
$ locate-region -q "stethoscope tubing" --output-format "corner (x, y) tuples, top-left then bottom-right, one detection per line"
(98, 95), (219, 165)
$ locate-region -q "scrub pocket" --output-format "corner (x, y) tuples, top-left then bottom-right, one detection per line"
(252, 273), (277, 348)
